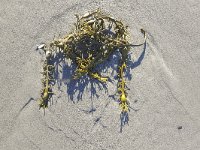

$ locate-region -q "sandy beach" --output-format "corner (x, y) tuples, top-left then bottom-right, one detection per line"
(0, 0), (200, 149)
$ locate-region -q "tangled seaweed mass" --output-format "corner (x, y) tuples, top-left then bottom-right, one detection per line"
(37, 9), (146, 124)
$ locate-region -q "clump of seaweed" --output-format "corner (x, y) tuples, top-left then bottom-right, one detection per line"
(37, 9), (146, 128)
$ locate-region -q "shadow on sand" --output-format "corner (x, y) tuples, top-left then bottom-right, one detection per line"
(54, 40), (146, 132)
(32, 40), (147, 132)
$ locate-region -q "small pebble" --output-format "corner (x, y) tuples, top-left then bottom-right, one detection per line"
(178, 126), (182, 130)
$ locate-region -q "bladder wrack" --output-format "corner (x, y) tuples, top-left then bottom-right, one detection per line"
(37, 9), (146, 126)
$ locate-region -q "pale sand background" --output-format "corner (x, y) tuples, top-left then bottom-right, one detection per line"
(0, 0), (200, 150)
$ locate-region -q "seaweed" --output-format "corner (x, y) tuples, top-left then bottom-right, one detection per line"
(37, 9), (146, 129)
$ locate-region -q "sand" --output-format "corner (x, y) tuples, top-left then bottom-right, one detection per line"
(0, 0), (200, 149)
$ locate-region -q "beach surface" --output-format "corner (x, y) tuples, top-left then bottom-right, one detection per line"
(0, 0), (200, 149)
